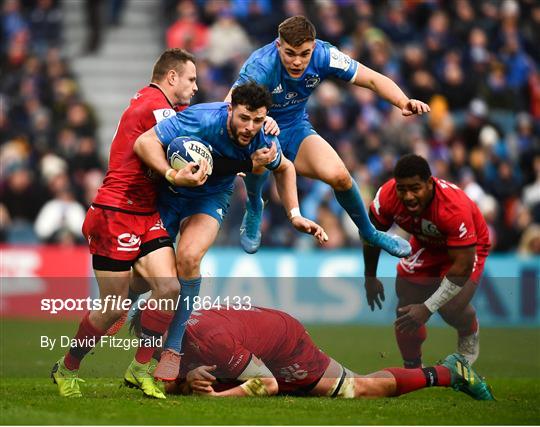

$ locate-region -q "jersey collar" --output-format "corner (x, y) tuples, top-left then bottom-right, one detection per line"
(148, 83), (175, 109)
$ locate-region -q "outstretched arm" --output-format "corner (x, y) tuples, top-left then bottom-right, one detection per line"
(352, 64), (430, 116)
(363, 212), (391, 311)
(272, 157), (328, 244)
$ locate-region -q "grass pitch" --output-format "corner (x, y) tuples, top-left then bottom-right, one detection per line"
(0, 319), (538, 425)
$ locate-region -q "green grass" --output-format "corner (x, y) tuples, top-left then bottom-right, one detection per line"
(1, 319), (539, 425)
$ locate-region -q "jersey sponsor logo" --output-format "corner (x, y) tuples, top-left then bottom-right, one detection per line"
(271, 83), (283, 94)
(116, 233), (141, 252)
(329, 47), (352, 71)
(133, 92), (142, 100)
(305, 75), (320, 88)
(285, 92), (298, 100)
(399, 247), (425, 273)
(459, 222), (467, 238)
(152, 108), (176, 123)
(280, 363), (308, 383)
(421, 219), (443, 237)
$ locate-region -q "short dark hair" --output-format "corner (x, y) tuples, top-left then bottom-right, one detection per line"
(151, 48), (195, 82)
(278, 15), (316, 46)
(231, 82), (272, 112)
(394, 154), (432, 181)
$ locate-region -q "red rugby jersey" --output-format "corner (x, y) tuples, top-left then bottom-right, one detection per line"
(94, 84), (184, 213)
(179, 307), (330, 393)
(370, 177), (490, 250)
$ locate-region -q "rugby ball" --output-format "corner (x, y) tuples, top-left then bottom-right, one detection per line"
(166, 136), (213, 175)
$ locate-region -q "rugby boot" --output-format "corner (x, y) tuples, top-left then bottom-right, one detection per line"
(51, 357), (84, 397)
(441, 353), (494, 400)
(124, 359), (166, 399)
(153, 349), (181, 381)
(364, 230), (412, 258)
(240, 197), (264, 254)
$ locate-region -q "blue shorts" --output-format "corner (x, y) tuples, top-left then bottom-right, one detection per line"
(279, 119), (318, 161)
(158, 190), (233, 240)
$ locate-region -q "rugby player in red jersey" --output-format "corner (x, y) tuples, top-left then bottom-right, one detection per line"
(51, 49), (277, 399)
(127, 307), (493, 400)
(363, 154), (491, 369)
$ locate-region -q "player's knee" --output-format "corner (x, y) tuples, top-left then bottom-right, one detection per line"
(154, 279), (179, 301)
(176, 252), (202, 276)
(329, 169), (352, 191)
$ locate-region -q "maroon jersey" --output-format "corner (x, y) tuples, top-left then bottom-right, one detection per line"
(180, 307), (331, 394)
(370, 177), (490, 251)
(370, 177), (490, 283)
(94, 84), (183, 213)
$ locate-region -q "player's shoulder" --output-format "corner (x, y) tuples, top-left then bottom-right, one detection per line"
(372, 178), (399, 218)
(244, 41), (279, 73)
(181, 102), (227, 118)
(433, 177), (471, 208)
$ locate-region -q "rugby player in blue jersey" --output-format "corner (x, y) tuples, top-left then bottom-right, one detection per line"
(134, 82), (328, 381)
(226, 16), (430, 255)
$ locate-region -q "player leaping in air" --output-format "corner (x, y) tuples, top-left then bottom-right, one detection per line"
(363, 154), (490, 368)
(134, 82), (328, 382)
(128, 306), (494, 401)
(226, 15), (430, 256)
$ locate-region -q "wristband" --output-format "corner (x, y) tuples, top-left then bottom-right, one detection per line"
(165, 168), (176, 185)
(239, 378), (269, 397)
(289, 207), (301, 219)
(424, 276), (462, 313)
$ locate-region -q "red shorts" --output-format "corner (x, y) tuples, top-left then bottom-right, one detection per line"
(270, 319), (331, 394)
(82, 205), (170, 264)
(397, 237), (488, 285)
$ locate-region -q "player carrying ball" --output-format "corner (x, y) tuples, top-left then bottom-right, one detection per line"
(363, 154), (490, 368)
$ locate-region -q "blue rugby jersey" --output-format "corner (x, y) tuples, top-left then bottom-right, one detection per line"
(233, 39), (358, 127)
(155, 102), (281, 197)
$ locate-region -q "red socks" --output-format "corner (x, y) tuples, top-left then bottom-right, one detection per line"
(384, 366), (451, 396)
(135, 309), (173, 364)
(395, 324), (427, 368)
(64, 312), (105, 371)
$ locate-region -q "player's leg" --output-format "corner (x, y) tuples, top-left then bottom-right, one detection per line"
(395, 277), (437, 368)
(311, 357), (493, 400)
(52, 268), (130, 397)
(240, 168), (270, 253)
(438, 279), (480, 364)
(122, 242), (178, 399)
(294, 134), (410, 257)
(155, 213), (222, 380)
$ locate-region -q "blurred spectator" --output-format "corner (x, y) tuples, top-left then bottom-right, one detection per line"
(166, 0), (209, 53)
(28, 0), (62, 57)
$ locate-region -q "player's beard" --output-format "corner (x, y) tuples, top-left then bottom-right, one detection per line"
(229, 112), (253, 147)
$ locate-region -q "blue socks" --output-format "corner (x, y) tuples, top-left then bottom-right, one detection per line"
(163, 277), (201, 352)
(244, 171), (269, 209)
(334, 180), (377, 239)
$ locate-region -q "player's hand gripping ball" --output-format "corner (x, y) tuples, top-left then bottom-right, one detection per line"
(167, 136), (213, 175)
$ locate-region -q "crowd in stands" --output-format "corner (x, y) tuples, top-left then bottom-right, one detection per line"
(1, 0), (539, 254)
(1, 0), (103, 244)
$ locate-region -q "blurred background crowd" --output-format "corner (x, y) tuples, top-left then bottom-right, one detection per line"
(1, 0), (539, 254)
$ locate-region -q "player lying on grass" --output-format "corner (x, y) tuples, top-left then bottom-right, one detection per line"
(363, 154), (490, 368)
(227, 15), (430, 257)
(129, 305), (494, 400)
(134, 82), (328, 382)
